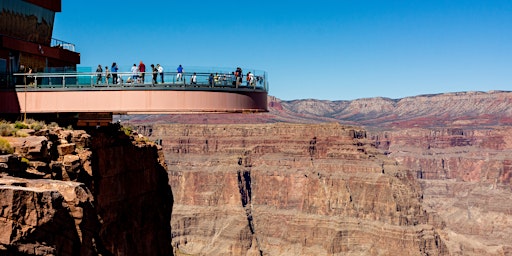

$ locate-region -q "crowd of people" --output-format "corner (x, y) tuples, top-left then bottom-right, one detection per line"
(94, 63), (264, 87)
(95, 62), (164, 85)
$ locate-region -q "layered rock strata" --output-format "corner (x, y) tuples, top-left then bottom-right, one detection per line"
(147, 122), (447, 255)
(372, 127), (512, 255)
(0, 125), (173, 255)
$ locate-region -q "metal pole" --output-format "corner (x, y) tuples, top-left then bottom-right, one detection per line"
(24, 75), (26, 122)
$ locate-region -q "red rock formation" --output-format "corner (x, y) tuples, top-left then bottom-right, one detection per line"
(90, 126), (173, 255)
(117, 91), (512, 255)
(0, 176), (96, 255)
(371, 127), (512, 254)
(0, 125), (173, 255)
(150, 123), (447, 255)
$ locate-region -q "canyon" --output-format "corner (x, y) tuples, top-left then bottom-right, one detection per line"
(128, 90), (512, 255)
(2, 90), (512, 255)
(152, 123), (447, 255)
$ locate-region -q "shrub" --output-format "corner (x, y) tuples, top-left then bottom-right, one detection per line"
(0, 121), (15, 136)
(48, 122), (59, 129)
(15, 130), (29, 137)
(0, 137), (13, 154)
(121, 126), (133, 136)
(29, 120), (46, 131)
(14, 121), (28, 129)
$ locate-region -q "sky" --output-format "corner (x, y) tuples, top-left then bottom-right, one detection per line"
(52, 0), (512, 101)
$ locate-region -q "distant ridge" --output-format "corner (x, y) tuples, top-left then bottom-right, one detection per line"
(123, 91), (512, 128)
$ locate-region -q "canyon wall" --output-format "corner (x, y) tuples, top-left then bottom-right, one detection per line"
(371, 127), (512, 255)
(146, 122), (447, 255)
(0, 125), (173, 255)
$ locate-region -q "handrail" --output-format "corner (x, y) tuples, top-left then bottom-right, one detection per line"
(10, 69), (269, 92)
(51, 38), (76, 52)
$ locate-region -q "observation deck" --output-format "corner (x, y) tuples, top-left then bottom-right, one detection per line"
(0, 68), (268, 126)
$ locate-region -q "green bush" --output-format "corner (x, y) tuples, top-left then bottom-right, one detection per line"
(28, 120), (46, 131)
(14, 121), (28, 129)
(0, 121), (15, 136)
(121, 126), (133, 136)
(0, 137), (13, 154)
(20, 157), (29, 164)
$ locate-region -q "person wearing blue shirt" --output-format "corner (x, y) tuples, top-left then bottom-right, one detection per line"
(176, 64), (184, 82)
(208, 73), (214, 87)
(111, 62), (118, 84)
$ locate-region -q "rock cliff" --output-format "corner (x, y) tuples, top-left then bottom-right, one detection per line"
(124, 91), (512, 255)
(0, 125), (173, 255)
(372, 127), (512, 254)
(146, 123), (447, 255)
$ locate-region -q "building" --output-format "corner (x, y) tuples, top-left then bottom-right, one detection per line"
(0, 0), (80, 84)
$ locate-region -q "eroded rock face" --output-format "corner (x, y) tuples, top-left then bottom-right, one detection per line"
(0, 177), (96, 255)
(371, 127), (512, 255)
(118, 91), (512, 255)
(90, 127), (173, 255)
(150, 123), (447, 255)
(0, 126), (173, 256)
(372, 128), (512, 184)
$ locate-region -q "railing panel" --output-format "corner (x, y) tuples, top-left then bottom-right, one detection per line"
(10, 67), (269, 92)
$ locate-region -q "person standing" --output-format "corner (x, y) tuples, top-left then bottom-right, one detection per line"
(190, 72), (197, 85)
(176, 64), (184, 82)
(157, 64), (164, 83)
(131, 64), (139, 83)
(139, 61), (146, 84)
(246, 72), (254, 86)
(27, 67), (33, 85)
(111, 62), (118, 84)
(214, 73), (219, 84)
(151, 64), (157, 85)
(208, 73), (214, 87)
(235, 67), (243, 87)
(105, 66), (111, 84)
(96, 64), (103, 84)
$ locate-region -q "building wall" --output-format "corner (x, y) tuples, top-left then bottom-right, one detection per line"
(0, 0), (79, 77)
(0, 1), (56, 45)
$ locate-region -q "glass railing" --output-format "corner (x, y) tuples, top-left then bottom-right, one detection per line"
(10, 66), (269, 92)
(51, 38), (76, 52)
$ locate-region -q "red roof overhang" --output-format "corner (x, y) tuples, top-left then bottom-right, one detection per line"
(0, 36), (80, 65)
(23, 0), (61, 12)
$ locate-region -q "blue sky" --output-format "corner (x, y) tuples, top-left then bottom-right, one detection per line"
(53, 1), (512, 101)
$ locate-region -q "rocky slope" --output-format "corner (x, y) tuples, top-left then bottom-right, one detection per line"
(0, 125), (173, 255)
(145, 123), (447, 255)
(123, 90), (512, 127)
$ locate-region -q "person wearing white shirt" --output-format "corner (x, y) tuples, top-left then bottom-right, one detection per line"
(190, 72), (197, 84)
(157, 64), (164, 83)
(131, 64), (139, 83)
